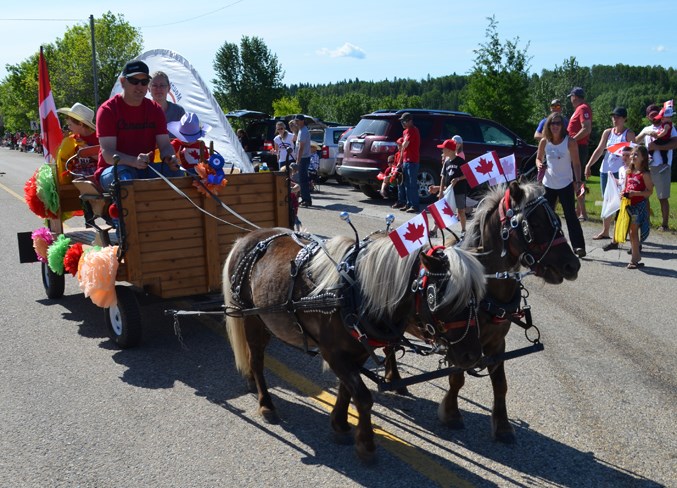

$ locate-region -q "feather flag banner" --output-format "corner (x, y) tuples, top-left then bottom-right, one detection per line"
(38, 47), (63, 164)
(389, 211), (429, 258)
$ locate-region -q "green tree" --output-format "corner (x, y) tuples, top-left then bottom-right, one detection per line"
(0, 12), (141, 131)
(212, 36), (284, 113)
(461, 16), (533, 138)
(272, 96), (302, 117)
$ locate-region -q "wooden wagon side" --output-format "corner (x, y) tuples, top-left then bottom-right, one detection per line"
(117, 172), (290, 299)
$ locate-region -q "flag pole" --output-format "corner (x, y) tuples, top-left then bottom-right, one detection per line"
(89, 15), (99, 109)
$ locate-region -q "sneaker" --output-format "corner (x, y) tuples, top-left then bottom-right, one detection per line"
(603, 242), (619, 251)
(392, 203), (406, 209)
(574, 248), (586, 258)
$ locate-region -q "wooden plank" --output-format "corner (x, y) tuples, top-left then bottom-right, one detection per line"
(134, 255), (204, 274)
(135, 217), (201, 233)
(140, 246), (205, 263)
(135, 208), (203, 223)
(139, 236), (204, 253)
(274, 173), (291, 228)
(202, 195), (221, 292)
(120, 185), (141, 284)
(137, 226), (204, 243)
(157, 275), (208, 292)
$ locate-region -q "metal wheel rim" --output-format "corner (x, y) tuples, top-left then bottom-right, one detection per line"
(108, 304), (123, 336)
(417, 171), (435, 198)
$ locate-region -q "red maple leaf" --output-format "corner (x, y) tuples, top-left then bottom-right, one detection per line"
(474, 157), (494, 175)
(403, 222), (425, 243)
(443, 204), (454, 217)
(187, 149), (200, 160)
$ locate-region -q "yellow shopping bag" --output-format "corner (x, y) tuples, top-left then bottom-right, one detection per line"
(614, 196), (631, 243)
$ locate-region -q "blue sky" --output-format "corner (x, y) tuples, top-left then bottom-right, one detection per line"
(0, 0), (675, 91)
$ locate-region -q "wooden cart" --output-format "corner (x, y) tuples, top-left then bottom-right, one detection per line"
(30, 170), (291, 348)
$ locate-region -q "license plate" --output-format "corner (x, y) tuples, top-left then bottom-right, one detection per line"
(350, 142), (363, 152)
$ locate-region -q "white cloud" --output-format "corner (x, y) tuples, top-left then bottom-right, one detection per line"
(654, 45), (667, 53)
(317, 42), (366, 59)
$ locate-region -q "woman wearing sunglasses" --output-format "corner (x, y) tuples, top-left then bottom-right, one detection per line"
(536, 112), (587, 258)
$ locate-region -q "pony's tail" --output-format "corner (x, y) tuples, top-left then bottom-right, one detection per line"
(223, 250), (251, 378)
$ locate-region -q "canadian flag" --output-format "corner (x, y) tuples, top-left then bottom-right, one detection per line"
(389, 211), (429, 258)
(427, 198), (458, 230)
(488, 153), (517, 187)
(38, 46), (63, 163)
(606, 141), (634, 156)
(461, 151), (503, 188)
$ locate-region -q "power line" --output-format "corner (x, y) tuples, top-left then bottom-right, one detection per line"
(0, 18), (83, 21)
(139, 0), (246, 28)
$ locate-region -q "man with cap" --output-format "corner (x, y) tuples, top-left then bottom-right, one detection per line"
(584, 106), (635, 239)
(293, 114), (313, 207)
(394, 112), (421, 213)
(637, 104), (677, 231)
(567, 87), (593, 221)
(95, 60), (181, 189)
(534, 99), (567, 141)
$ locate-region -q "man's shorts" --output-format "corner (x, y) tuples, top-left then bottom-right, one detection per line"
(455, 192), (467, 209)
(650, 165), (672, 199)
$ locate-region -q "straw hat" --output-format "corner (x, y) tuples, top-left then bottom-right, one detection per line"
(57, 103), (95, 130)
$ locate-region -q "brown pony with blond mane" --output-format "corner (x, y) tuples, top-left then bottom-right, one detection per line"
(223, 228), (486, 461)
(386, 179), (580, 442)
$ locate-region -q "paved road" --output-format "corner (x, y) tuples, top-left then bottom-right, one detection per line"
(1, 149), (675, 487)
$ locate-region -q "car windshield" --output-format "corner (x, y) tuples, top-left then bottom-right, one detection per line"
(352, 118), (390, 137)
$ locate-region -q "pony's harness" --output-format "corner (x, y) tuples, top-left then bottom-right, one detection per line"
(498, 188), (567, 268)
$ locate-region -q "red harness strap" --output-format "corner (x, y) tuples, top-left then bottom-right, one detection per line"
(347, 329), (392, 348)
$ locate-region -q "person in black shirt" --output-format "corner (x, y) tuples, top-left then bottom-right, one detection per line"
(429, 138), (468, 236)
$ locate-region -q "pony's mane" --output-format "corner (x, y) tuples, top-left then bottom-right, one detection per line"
(309, 234), (485, 323)
(462, 181), (544, 250)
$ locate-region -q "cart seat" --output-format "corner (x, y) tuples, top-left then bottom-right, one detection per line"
(71, 178), (111, 219)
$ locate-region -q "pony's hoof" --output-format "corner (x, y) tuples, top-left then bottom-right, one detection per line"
(493, 429), (516, 444)
(332, 428), (354, 445)
(259, 407), (279, 424)
(355, 444), (377, 465)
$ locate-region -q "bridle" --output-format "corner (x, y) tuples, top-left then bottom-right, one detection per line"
(412, 246), (478, 345)
(497, 188), (567, 270)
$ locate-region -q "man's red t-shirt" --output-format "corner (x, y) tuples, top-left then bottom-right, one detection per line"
(95, 94), (168, 180)
(567, 103), (592, 145)
(402, 125), (420, 163)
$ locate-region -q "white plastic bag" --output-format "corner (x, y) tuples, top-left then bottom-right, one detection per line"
(601, 172), (621, 219)
(443, 184), (457, 213)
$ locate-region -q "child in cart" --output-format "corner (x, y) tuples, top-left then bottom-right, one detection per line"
(167, 113), (212, 173)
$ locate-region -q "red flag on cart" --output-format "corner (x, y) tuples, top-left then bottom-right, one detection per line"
(38, 46), (63, 163)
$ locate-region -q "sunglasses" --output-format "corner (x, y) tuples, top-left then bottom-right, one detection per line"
(126, 77), (150, 86)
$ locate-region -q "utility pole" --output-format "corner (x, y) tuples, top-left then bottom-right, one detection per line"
(89, 15), (99, 109)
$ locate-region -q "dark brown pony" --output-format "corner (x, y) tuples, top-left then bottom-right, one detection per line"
(387, 180), (580, 442)
(223, 229), (486, 461)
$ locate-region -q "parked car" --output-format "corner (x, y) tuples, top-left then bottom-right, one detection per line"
(317, 126), (351, 182)
(337, 108), (537, 203)
(334, 127), (353, 172)
(225, 110), (327, 170)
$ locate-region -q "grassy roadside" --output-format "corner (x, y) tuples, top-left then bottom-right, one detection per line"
(582, 176), (676, 231)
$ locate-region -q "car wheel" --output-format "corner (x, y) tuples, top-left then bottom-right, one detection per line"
(104, 285), (142, 349)
(417, 165), (440, 204)
(359, 184), (381, 199)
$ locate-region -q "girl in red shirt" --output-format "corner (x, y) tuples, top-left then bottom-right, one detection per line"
(623, 146), (654, 269)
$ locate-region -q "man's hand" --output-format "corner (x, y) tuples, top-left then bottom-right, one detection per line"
(163, 154), (180, 172)
(131, 152), (150, 169)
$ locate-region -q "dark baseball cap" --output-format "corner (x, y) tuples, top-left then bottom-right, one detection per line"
(610, 107), (627, 118)
(293, 114), (305, 122)
(122, 60), (150, 78)
(399, 112), (412, 121)
(568, 87), (585, 98)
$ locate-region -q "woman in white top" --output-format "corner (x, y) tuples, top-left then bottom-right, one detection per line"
(273, 121), (295, 166)
(536, 112), (587, 257)
(584, 107), (635, 239)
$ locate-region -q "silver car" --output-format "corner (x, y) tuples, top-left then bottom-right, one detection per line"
(318, 126), (351, 182)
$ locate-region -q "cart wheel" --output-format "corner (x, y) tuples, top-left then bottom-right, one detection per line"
(41, 262), (65, 299)
(104, 285), (142, 348)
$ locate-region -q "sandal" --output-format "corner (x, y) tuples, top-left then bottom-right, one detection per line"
(627, 262), (645, 269)
(592, 234), (611, 240)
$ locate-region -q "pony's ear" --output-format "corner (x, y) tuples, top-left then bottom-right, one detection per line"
(508, 180), (524, 206)
(420, 250), (446, 274)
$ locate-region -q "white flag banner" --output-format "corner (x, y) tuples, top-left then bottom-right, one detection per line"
(461, 151), (503, 187)
(442, 184), (457, 213)
(427, 198), (458, 229)
(110, 49), (253, 172)
(488, 153), (517, 186)
(601, 172), (621, 219)
(389, 211), (429, 258)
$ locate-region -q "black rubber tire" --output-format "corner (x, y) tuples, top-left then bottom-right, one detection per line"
(41, 262), (65, 299)
(360, 184), (381, 199)
(104, 285), (142, 349)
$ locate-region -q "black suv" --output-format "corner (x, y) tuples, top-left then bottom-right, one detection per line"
(337, 109), (537, 202)
(225, 110), (326, 170)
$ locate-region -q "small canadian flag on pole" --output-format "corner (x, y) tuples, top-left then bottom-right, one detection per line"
(427, 198), (458, 230)
(389, 211), (429, 258)
(488, 153), (517, 187)
(461, 151), (503, 188)
(38, 46), (63, 164)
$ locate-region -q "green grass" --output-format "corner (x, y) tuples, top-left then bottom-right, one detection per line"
(583, 175), (676, 231)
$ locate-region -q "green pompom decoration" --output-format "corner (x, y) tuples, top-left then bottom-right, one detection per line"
(47, 234), (71, 275)
(36, 164), (60, 214)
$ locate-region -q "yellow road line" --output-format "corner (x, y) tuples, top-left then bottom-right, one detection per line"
(0, 180), (25, 202)
(265, 355), (474, 488)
